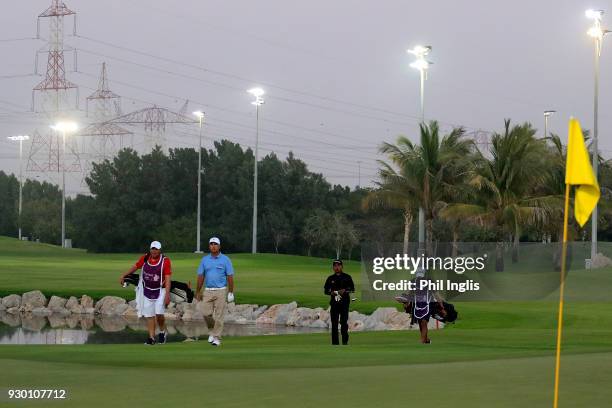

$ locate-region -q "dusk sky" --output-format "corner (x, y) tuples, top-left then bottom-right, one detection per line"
(0, 0), (610, 194)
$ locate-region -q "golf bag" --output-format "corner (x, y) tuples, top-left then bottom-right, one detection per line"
(123, 273), (194, 303)
(394, 293), (458, 324)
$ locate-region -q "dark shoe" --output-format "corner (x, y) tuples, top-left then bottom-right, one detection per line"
(145, 337), (156, 345)
(423, 339), (431, 344)
(342, 342), (348, 345)
(158, 331), (167, 344)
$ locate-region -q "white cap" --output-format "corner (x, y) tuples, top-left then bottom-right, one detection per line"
(209, 237), (221, 245)
(150, 241), (162, 249)
(415, 268), (426, 278)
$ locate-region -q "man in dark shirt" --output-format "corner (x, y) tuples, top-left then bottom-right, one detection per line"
(323, 259), (355, 345)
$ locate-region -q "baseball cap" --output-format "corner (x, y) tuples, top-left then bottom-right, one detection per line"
(332, 259), (343, 266)
(209, 237), (221, 245)
(150, 241), (162, 250)
(415, 268), (426, 278)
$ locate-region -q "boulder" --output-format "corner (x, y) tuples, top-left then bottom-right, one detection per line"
(65, 296), (79, 310)
(21, 291), (47, 312)
(592, 253), (612, 269)
(287, 307), (317, 327)
(95, 296), (127, 315)
(121, 305), (138, 319)
(183, 302), (204, 321)
(80, 295), (94, 309)
(1, 311), (21, 326)
(309, 319), (329, 329)
(47, 296), (68, 312)
(256, 302), (297, 325)
(1, 294), (21, 309)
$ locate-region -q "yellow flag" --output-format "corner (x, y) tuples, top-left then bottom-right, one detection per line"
(565, 118), (600, 227)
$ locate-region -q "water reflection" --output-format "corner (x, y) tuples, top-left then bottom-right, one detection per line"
(0, 311), (326, 345)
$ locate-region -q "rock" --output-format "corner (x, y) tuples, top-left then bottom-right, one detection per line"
(47, 296), (68, 312)
(385, 311), (412, 329)
(256, 302), (297, 325)
(287, 307), (316, 327)
(253, 305), (268, 318)
(6, 307), (19, 314)
(94, 296), (127, 315)
(309, 320), (329, 329)
(592, 253), (612, 269)
(1, 294), (21, 309)
(31, 307), (52, 317)
(182, 304), (204, 321)
(21, 291), (47, 312)
(83, 307), (95, 315)
(65, 296), (79, 310)
(1, 311), (21, 326)
(80, 295), (94, 309)
(121, 305), (138, 318)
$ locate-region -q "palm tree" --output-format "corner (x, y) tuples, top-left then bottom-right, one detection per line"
(442, 120), (556, 271)
(377, 121), (474, 255)
(363, 164), (418, 254)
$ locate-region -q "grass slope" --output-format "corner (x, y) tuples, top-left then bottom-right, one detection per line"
(1, 236), (612, 407)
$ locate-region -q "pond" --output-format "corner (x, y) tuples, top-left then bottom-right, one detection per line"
(0, 312), (327, 345)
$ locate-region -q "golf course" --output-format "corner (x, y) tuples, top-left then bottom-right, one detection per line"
(1, 236), (612, 407)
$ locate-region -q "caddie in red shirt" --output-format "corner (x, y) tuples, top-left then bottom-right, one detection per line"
(119, 240), (171, 345)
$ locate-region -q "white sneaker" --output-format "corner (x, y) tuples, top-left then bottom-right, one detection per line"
(211, 337), (221, 346)
(207, 335), (214, 343)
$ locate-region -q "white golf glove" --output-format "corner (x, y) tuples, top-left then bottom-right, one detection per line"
(333, 291), (342, 302)
(227, 292), (235, 303)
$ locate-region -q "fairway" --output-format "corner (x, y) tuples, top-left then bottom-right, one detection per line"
(1, 236), (612, 407)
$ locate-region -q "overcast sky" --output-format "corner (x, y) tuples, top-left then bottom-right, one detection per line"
(0, 0), (610, 195)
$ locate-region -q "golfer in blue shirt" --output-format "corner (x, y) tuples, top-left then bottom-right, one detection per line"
(196, 236), (235, 346)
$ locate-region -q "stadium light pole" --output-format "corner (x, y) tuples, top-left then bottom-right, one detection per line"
(407, 45), (432, 253)
(248, 87), (265, 254)
(193, 110), (205, 254)
(7, 135), (30, 241)
(50, 121), (78, 248)
(586, 9), (609, 262)
(544, 110), (556, 138)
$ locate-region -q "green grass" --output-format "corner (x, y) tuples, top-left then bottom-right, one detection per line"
(0, 236), (391, 312)
(1, 236), (612, 407)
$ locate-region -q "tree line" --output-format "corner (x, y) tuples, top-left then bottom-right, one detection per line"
(0, 140), (371, 257)
(365, 120), (612, 269)
(1, 121), (611, 259)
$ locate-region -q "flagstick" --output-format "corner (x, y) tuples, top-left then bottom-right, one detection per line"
(553, 184), (570, 408)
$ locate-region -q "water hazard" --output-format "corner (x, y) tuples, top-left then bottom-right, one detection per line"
(0, 312), (326, 345)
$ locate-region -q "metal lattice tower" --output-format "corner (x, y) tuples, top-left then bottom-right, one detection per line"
(32, 0), (78, 113)
(80, 62), (132, 161)
(468, 129), (492, 155)
(28, 0), (81, 174)
(108, 105), (195, 150)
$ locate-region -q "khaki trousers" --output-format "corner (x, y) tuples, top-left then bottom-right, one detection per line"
(202, 288), (227, 337)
